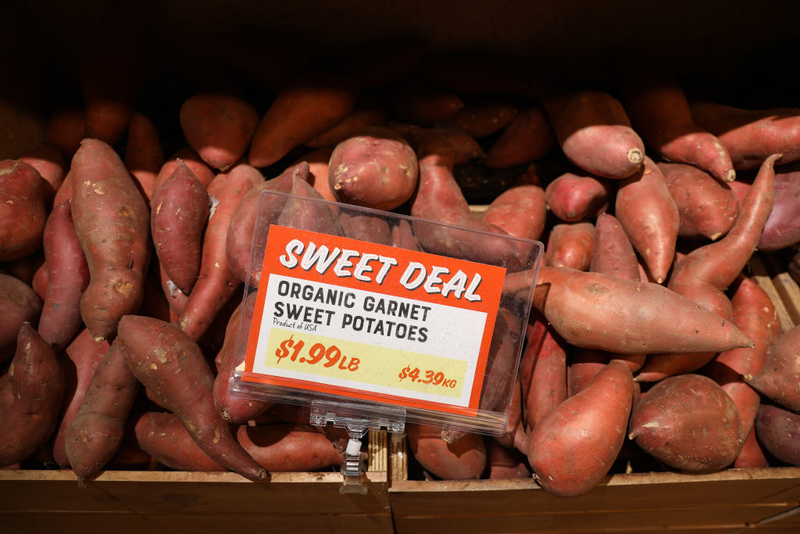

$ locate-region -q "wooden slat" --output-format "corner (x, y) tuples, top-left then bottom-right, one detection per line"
(758, 252), (800, 328)
(390, 432), (408, 482)
(749, 255), (795, 331)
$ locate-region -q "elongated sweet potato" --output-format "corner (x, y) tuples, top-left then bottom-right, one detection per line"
(755, 403), (800, 467)
(153, 148), (216, 199)
(745, 324), (800, 412)
(481, 184), (547, 241)
(180, 93), (259, 171)
(629, 374), (743, 472)
(38, 200), (90, 351)
(659, 162), (738, 240)
(486, 439), (531, 480)
(568, 348), (607, 397)
(118, 315), (267, 480)
(544, 171), (611, 222)
(277, 176), (344, 236)
(483, 107), (556, 169)
(0, 159), (46, 262)
(622, 76), (735, 182)
(691, 101), (800, 170)
(52, 329), (111, 468)
(389, 122), (484, 165)
(524, 322), (569, 430)
(304, 96), (389, 148)
(226, 162), (308, 284)
(151, 160), (209, 294)
(545, 222), (595, 271)
(533, 266), (752, 355)
(615, 157), (679, 283)
(65, 340), (139, 483)
(0, 273), (43, 363)
(759, 163), (800, 250)
(46, 107), (85, 158)
(528, 360), (634, 497)
(448, 99), (517, 138)
(590, 213), (640, 282)
(340, 212), (393, 245)
(542, 89), (644, 179)
(70, 138), (150, 341)
(293, 148), (335, 201)
(408, 423), (486, 480)
(124, 113), (164, 203)
(329, 126), (418, 210)
(390, 76), (464, 126)
(735, 426), (769, 469)
(177, 163), (261, 340)
(0, 324), (64, 468)
(249, 73), (359, 168)
(20, 145), (67, 209)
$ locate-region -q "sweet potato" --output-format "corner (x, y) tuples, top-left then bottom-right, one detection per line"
(390, 76), (464, 126)
(249, 73), (360, 168)
(65, 340), (139, 483)
(568, 348), (607, 397)
(340, 212), (393, 246)
(52, 329), (111, 468)
(745, 324), (800, 413)
(132, 411), (223, 471)
(691, 101), (800, 170)
(622, 76), (735, 182)
(226, 162), (310, 284)
(590, 213), (640, 282)
(20, 145), (67, 209)
(293, 148), (335, 201)
(124, 113), (164, 203)
(408, 424), (486, 480)
(544, 171), (611, 223)
(482, 107), (556, 169)
(494, 376), (527, 453)
(70, 138), (150, 341)
(486, 439), (530, 480)
(524, 322), (569, 430)
(46, 107), (85, 158)
(177, 163), (261, 340)
(151, 160), (210, 294)
(629, 374), (743, 472)
(480, 184), (547, 241)
(0, 324), (64, 468)
(0, 273), (42, 363)
(735, 426), (769, 469)
(759, 163), (800, 250)
(754, 403), (800, 467)
(153, 148), (216, 198)
(545, 222), (595, 271)
(118, 315), (267, 480)
(448, 99), (517, 138)
(328, 126), (418, 210)
(38, 200), (90, 351)
(532, 266), (753, 355)
(304, 96), (390, 148)
(528, 360), (634, 497)
(0, 159), (47, 262)
(542, 89), (644, 179)
(32, 260), (47, 300)
(180, 93), (259, 171)
(389, 122), (485, 165)
(614, 157), (679, 283)
(659, 162), (739, 240)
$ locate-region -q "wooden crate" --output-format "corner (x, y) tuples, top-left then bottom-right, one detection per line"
(0, 430), (393, 534)
(388, 254), (800, 534)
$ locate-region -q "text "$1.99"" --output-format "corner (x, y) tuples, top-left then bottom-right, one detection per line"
(275, 335), (360, 372)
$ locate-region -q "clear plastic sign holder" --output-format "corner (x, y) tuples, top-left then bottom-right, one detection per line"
(230, 189), (542, 492)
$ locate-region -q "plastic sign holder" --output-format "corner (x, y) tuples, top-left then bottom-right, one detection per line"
(230, 189), (542, 492)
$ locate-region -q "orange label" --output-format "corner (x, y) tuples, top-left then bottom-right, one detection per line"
(242, 225), (506, 417)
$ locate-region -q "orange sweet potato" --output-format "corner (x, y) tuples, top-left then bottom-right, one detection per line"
(0, 159), (47, 262)
(304, 96), (390, 148)
(528, 360), (634, 497)
(177, 163), (261, 340)
(38, 200), (90, 351)
(180, 93), (259, 171)
(65, 340), (139, 483)
(615, 157), (679, 283)
(482, 107), (556, 169)
(629, 374), (743, 472)
(293, 148), (335, 202)
(390, 76), (464, 126)
(590, 213), (640, 282)
(735, 426), (769, 469)
(0, 274), (43, 363)
(46, 107), (85, 158)
(691, 101), (800, 170)
(659, 162), (739, 240)
(408, 423), (486, 480)
(249, 73), (360, 168)
(544, 222), (595, 271)
(118, 315), (267, 480)
(0, 324), (64, 468)
(70, 138), (150, 342)
(448, 99), (518, 138)
(622, 75), (735, 182)
(52, 329), (111, 468)
(480, 184), (547, 241)
(124, 113), (164, 203)
(389, 122), (484, 165)
(20, 145), (67, 210)
(151, 160), (210, 294)
(542, 89), (644, 179)
(329, 126), (418, 210)
(524, 322), (569, 431)
(544, 171), (611, 223)
(745, 324), (800, 413)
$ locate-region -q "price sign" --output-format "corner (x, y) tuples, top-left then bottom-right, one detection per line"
(241, 225), (506, 417)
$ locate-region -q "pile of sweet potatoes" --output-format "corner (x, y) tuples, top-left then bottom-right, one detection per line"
(2, 27), (800, 497)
